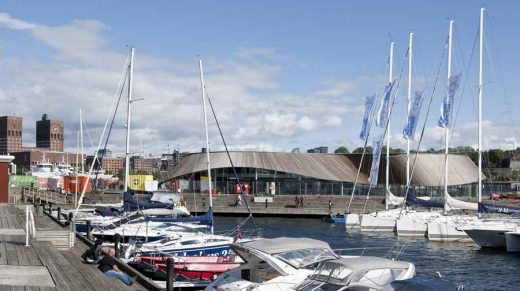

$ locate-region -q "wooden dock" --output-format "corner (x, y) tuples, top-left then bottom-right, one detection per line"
(0, 204), (148, 290)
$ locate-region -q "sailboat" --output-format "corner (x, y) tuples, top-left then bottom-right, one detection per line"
(357, 41), (407, 233)
(426, 9), (486, 242)
(458, 8), (520, 248)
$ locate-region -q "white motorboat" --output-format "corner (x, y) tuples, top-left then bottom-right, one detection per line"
(91, 217), (208, 243)
(459, 219), (520, 248)
(206, 237), (338, 291)
(207, 237), (416, 291)
(128, 232), (253, 258)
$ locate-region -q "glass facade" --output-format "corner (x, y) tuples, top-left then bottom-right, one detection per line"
(173, 167), (490, 198)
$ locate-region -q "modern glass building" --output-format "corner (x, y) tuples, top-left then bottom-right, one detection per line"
(165, 151), (482, 198)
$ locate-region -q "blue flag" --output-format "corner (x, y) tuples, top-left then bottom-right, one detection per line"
(403, 90), (425, 140)
(438, 73), (462, 128)
(359, 94), (376, 140)
(376, 81), (396, 128)
(369, 135), (383, 186)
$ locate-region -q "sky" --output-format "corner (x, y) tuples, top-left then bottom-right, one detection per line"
(0, 0), (519, 156)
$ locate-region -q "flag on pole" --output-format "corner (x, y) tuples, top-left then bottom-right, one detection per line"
(359, 94), (376, 140)
(403, 90), (425, 140)
(369, 135), (383, 186)
(376, 81), (396, 128)
(438, 73), (462, 128)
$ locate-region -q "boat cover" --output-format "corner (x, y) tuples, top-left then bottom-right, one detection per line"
(478, 202), (520, 215)
(123, 191), (174, 212)
(406, 193), (444, 208)
(145, 208), (213, 226)
(445, 193), (478, 211)
(240, 237), (333, 255)
(387, 189), (405, 206)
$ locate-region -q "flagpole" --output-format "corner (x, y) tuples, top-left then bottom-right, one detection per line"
(406, 33), (413, 188)
(444, 20), (454, 214)
(385, 41), (394, 211)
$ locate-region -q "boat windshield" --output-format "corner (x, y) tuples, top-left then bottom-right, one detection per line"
(274, 248), (337, 269)
(310, 261), (353, 282)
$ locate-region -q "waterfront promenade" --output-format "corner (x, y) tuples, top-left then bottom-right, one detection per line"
(0, 204), (147, 290)
(181, 193), (387, 217)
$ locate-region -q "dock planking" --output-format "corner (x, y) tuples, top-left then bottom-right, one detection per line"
(0, 205), (145, 290)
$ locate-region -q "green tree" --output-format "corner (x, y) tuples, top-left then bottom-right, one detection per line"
(334, 146), (350, 154)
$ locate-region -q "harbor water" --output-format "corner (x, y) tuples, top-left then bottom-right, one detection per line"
(215, 216), (520, 290)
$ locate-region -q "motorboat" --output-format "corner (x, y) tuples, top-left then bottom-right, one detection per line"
(206, 237), (341, 291)
(125, 232), (251, 257)
(130, 255), (241, 280)
(459, 219), (520, 248)
(91, 218), (208, 243)
(323, 214), (345, 224)
(294, 256), (415, 290)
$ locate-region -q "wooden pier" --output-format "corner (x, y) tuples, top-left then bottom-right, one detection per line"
(0, 204), (148, 290)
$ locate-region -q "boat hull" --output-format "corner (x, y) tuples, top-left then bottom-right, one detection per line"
(506, 232), (520, 252)
(360, 215), (396, 232)
(396, 217), (427, 237)
(345, 214), (360, 231)
(138, 244), (232, 257)
(427, 222), (471, 242)
(463, 228), (508, 248)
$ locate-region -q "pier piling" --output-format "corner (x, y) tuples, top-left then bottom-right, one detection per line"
(166, 257), (174, 291)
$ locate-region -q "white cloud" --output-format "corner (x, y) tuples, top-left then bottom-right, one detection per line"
(0, 13), (35, 30)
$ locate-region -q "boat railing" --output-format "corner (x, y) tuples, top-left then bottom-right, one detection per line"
(214, 227), (264, 240)
(334, 245), (406, 260)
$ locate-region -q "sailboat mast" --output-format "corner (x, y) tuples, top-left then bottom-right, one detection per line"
(478, 7), (484, 212)
(406, 33), (413, 187)
(444, 20), (453, 212)
(385, 41), (394, 211)
(198, 59), (214, 234)
(80, 108), (84, 174)
(75, 131), (79, 207)
(124, 48), (135, 192)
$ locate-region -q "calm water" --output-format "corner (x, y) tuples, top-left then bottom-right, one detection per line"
(214, 216), (520, 291)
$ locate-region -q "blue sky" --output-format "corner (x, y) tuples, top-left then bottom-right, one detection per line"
(0, 1), (519, 155)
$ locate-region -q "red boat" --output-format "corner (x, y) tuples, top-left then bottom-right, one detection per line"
(137, 256), (240, 280)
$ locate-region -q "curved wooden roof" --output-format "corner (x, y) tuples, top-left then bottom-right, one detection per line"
(167, 151), (481, 186)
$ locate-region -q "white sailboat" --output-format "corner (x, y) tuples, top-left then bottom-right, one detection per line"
(427, 9), (485, 242)
(459, 8), (520, 248)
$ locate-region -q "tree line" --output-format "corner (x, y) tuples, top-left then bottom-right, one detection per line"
(334, 145), (520, 169)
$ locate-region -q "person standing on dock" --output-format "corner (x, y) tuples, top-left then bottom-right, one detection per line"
(295, 195), (299, 208)
(300, 195), (304, 208)
(98, 248), (135, 286)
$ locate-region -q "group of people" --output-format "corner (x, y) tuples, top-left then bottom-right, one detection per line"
(294, 194), (305, 208)
(81, 239), (136, 286)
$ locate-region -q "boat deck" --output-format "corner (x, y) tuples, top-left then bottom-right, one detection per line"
(0, 204), (146, 290)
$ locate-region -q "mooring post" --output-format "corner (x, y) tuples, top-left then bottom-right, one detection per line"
(166, 257), (174, 291)
(57, 207), (61, 221)
(68, 212), (73, 224)
(114, 233), (121, 258)
(48, 202), (53, 213)
(86, 220), (92, 240)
